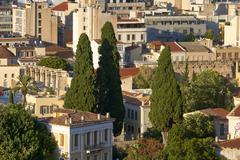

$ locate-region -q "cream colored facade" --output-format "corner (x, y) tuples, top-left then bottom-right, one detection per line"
(123, 91), (151, 140)
(12, 8), (26, 36)
(24, 1), (58, 44)
(0, 6), (12, 34)
(224, 16), (240, 47)
(0, 65), (20, 88)
(46, 109), (114, 160)
(72, 5), (117, 52)
(26, 94), (64, 118)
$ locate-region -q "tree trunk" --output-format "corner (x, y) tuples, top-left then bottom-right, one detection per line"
(23, 94), (26, 106)
(161, 131), (168, 147)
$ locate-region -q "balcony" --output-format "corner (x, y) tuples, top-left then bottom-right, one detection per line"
(84, 143), (106, 153)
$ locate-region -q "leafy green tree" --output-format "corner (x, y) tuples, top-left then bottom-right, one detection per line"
(167, 115), (220, 160)
(38, 56), (72, 71)
(64, 33), (96, 111)
(133, 66), (155, 89)
(149, 47), (183, 145)
(15, 75), (38, 106)
(182, 70), (234, 112)
(204, 29), (214, 40)
(96, 22), (125, 136)
(184, 33), (195, 42)
(0, 104), (56, 159)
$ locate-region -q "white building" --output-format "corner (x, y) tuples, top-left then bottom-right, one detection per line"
(122, 91), (151, 140)
(44, 108), (114, 160)
(116, 18), (147, 44)
(12, 8), (26, 37)
(224, 16), (240, 47)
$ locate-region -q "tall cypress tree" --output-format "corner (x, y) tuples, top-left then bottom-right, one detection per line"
(64, 33), (96, 111)
(96, 22), (125, 136)
(149, 47), (183, 146)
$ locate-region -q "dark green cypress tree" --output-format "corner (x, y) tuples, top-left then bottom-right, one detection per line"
(8, 90), (14, 104)
(149, 46), (183, 146)
(96, 22), (125, 136)
(64, 33), (96, 111)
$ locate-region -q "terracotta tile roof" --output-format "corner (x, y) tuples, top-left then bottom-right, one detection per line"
(218, 138), (240, 149)
(46, 108), (114, 126)
(228, 105), (240, 117)
(52, 2), (68, 11)
(0, 47), (15, 58)
(149, 41), (185, 52)
(45, 45), (74, 59)
(199, 108), (229, 120)
(120, 68), (140, 78)
(123, 91), (150, 106)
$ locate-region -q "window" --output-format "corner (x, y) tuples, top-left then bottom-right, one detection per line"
(235, 52), (239, 59)
(127, 109), (130, 118)
(38, 12), (41, 18)
(131, 110), (134, 120)
(94, 131), (98, 145)
(74, 134), (78, 147)
(135, 111), (137, 121)
(104, 129), (108, 142)
(132, 34), (135, 41)
(94, 155), (97, 160)
(38, 5), (42, 9)
(104, 152), (108, 160)
(141, 34), (144, 40)
(11, 74), (14, 78)
(87, 132), (90, 146)
(131, 126), (134, 133)
(38, 28), (41, 34)
(86, 156), (90, 160)
(4, 74), (7, 78)
(222, 52), (226, 60)
(220, 124), (224, 136)
(83, 26), (86, 30)
(59, 134), (64, 146)
(83, 8), (86, 12)
(38, 20), (41, 26)
(118, 34), (121, 41)
(228, 52), (232, 59)
(127, 34), (130, 41)
(127, 125), (131, 132)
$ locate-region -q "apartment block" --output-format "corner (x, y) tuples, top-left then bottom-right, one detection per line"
(224, 16), (240, 47)
(44, 108), (114, 160)
(145, 15), (207, 41)
(0, 6), (13, 35)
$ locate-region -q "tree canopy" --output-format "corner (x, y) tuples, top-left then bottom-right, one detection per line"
(0, 104), (56, 159)
(204, 29), (214, 40)
(64, 33), (96, 111)
(149, 46), (183, 145)
(181, 70), (234, 112)
(133, 66), (155, 89)
(166, 114), (220, 160)
(38, 56), (72, 71)
(96, 22), (125, 136)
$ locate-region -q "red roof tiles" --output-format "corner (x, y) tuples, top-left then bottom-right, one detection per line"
(149, 41), (186, 53)
(199, 108), (229, 120)
(0, 47), (15, 58)
(218, 138), (240, 149)
(52, 2), (68, 11)
(228, 105), (240, 117)
(120, 68), (140, 78)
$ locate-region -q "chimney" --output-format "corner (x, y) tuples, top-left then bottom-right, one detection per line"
(69, 117), (72, 124)
(106, 112), (110, 118)
(97, 114), (101, 120)
(81, 115), (85, 121)
(215, 136), (219, 142)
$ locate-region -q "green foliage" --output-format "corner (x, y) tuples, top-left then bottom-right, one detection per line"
(133, 66), (155, 89)
(184, 33), (195, 42)
(15, 75), (38, 106)
(149, 47), (183, 132)
(96, 22), (125, 136)
(8, 90), (14, 104)
(0, 104), (56, 159)
(166, 114), (220, 160)
(38, 56), (72, 71)
(204, 29), (214, 40)
(64, 33), (96, 112)
(125, 139), (164, 160)
(181, 70), (234, 112)
(143, 127), (162, 140)
(113, 145), (128, 160)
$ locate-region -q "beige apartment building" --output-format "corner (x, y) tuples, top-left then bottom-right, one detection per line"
(12, 1), (58, 44)
(0, 6), (12, 34)
(215, 46), (240, 61)
(0, 47), (21, 88)
(72, 5), (117, 52)
(44, 108), (114, 160)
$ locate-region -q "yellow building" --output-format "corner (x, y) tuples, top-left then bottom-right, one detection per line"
(44, 108), (114, 160)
